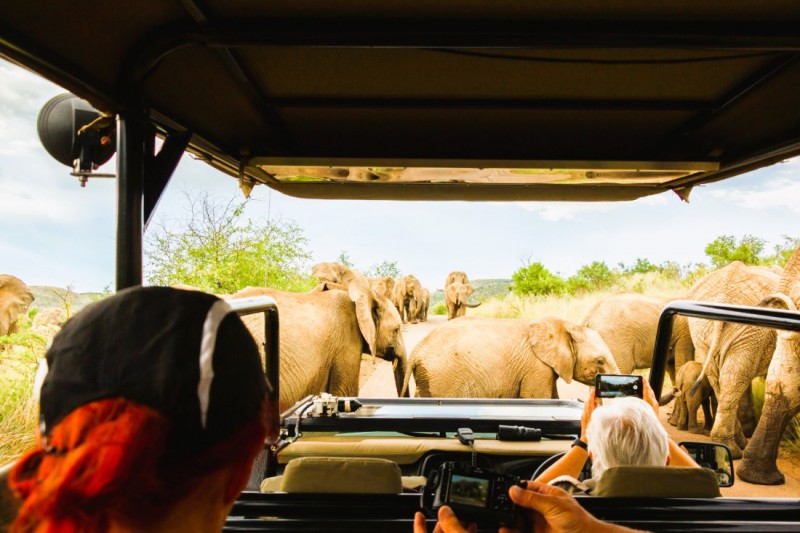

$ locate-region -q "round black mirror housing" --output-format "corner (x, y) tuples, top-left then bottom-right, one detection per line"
(37, 93), (116, 169)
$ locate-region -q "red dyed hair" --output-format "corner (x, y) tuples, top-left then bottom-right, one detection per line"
(9, 398), (267, 532)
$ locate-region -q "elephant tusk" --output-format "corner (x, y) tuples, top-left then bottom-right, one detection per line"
(392, 358), (399, 372)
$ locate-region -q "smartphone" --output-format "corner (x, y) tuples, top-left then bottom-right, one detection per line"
(595, 374), (643, 399)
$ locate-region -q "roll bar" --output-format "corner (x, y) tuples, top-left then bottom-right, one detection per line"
(226, 296), (281, 477)
(650, 300), (800, 400)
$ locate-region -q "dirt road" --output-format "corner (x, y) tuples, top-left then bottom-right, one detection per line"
(357, 316), (800, 496)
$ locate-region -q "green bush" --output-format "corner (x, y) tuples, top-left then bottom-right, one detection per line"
(431, 303), (447, 315)
(512, 262), (564, 296)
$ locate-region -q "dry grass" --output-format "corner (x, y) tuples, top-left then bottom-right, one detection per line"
(0, 326), (46, 465)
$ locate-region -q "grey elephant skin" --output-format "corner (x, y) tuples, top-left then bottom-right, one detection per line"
(582, 293), (694, 383)
(404, 316), (619, 398)
(0, 274), (34, 337)
(444, 271), (481, 320)
(233, 280), (408, 412)
(394, 275), (424, 324)
(737, 252), (800, 485)
(687, 256), (800, 477)
(659, 360), (715, 434)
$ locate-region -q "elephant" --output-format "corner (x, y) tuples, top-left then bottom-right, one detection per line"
(312, 261), (371, 288)
(231, 271), (408, 411)
(0, 274), (34, 337)
(444, 271), (481, 320)
(686, 260), (793, 460)
(417, 288), (430, 322)
(394, 275), (424, 324)
(582, 293), (695, 388)
(369, 276), (396, 302)
(739, 258), (800, 484)
(403, 316), (620, 398)
(659, 361), (716, 435)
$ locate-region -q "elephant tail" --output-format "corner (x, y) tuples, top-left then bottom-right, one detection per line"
(690, 320), (723, 397)
(400, 357), (416, 397)
(659, 387), (681, 406)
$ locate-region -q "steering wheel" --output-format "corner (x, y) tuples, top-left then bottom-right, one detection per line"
(531, 452), (592, 481)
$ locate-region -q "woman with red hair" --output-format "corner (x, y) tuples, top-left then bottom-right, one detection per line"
(6, 287), (269, 533)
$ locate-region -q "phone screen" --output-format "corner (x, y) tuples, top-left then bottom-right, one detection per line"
(595, 374), (643, 398)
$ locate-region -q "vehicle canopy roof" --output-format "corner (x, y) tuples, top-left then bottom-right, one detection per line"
(2, 1), (800, 202)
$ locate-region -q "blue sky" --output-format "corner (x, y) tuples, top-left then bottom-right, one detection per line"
(1, 59), (799, 293)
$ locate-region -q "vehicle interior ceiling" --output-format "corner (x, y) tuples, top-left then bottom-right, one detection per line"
(2, 1), (800, 531)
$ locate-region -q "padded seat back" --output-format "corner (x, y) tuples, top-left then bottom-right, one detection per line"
(593, 466), (721, 497)
(274, 457), (403, 494)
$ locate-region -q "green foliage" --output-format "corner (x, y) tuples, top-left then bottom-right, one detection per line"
(573, 261), (615, 290)
(624, 257), (660, 275)
(146, 192), (314, 294)
(704, 234), (767, 269)
(770, 235), (800, 266)
(431, 302), (447, 315)
(366, 260), (401, 278)
(512, 262), (564, 296)
(337, 250), (355, 267)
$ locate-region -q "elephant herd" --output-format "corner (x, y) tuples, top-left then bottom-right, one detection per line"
(7, 249), (800, 486)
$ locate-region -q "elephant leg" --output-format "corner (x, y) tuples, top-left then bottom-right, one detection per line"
(737, 382), (757, 438)
(551, 380), (559, 400)
(687, 395), (705, 434)
(734, 419), (748, 450)
(667, 358), (676, 389)
(676, 398), (689, 431)
(668, 396), (682, 427)
(710, 370), (752, 459)
(701, 396), (714, 432)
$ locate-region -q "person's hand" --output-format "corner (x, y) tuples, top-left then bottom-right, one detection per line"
(641, 379), (660, 418)
(498, 481), (603, 533)
(413, 507), (477, 533)
(579, 389), (597, 441)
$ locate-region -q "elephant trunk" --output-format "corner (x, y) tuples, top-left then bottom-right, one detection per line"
(465, 301), (482, 308)
(659, 387), (680, 406)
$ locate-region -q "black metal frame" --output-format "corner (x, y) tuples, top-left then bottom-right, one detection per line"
(649, 300), (800, 401)
(226, 296), (281, 478)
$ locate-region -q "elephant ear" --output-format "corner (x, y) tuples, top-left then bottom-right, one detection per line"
(528, 318), (576, 383)
(465, 283), (475, 296)
(349, 281), (378, 356)
(761, 293), (800, 340)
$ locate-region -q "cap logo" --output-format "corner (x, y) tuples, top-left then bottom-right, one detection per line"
(198, 300), (235, 428)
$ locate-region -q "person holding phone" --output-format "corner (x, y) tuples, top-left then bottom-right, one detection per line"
(533, 380), (700, 495)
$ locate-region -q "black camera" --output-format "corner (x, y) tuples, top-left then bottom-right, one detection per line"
(595, 373), (643, 399)
(421, 462), (519, 525)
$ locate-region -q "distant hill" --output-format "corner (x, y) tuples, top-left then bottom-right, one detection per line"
(430, 278), (512, 307)
(29, 286), (107, 314)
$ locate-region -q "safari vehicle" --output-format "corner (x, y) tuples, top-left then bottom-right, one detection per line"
(2, 1), (800, 531)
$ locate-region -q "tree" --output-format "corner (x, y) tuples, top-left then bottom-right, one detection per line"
(573, 261), (615, 290)
(770, 235), (800, 266)
(366, 260), (401, 278)
(624, 257), (659, 275)
(704, 234), (766, 269)
(337, 250), (355, 267)
(512, 262), (564, 296)
(145, 192), (314, 293)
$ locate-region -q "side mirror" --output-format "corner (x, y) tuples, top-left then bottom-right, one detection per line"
(679, 441), (735, 487)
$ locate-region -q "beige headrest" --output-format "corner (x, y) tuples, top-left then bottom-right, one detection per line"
(279, 457), (403, 494)
(593, 466), (721, 497)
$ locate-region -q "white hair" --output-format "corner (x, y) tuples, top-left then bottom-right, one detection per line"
(586, 397), (669, 479)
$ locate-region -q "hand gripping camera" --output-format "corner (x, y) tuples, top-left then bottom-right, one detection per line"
(422, 462), (520, 526)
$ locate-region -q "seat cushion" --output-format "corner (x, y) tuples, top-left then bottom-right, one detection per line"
(593, 466), (721, 497)
(276, 457), (403, 494)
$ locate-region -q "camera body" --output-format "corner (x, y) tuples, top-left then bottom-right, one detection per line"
(595, 373), (644, 399)
(422, 462), (519, 525)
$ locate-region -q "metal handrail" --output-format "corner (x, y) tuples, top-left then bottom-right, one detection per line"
(650, 300), (800, 400)
(227, 296), (280, 477)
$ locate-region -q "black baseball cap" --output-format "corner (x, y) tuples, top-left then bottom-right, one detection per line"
(38, 286), (268, 456)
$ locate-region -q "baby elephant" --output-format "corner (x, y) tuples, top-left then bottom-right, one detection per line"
(403, 316), (619, 398)
(660, 361), (716, 434)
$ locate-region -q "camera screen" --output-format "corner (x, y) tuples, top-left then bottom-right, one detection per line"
(597, 375), (641, 398)
(449, 475), (490, 508)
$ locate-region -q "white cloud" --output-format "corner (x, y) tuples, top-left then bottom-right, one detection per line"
(708, 175), (800, 213)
